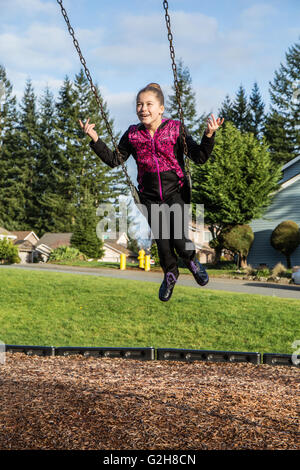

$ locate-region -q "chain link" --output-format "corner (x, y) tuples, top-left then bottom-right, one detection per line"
(56, 0), (136, 196)
(163, 0), (190, 178)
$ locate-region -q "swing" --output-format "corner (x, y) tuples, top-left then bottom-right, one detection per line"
(56, 0), (192, 205)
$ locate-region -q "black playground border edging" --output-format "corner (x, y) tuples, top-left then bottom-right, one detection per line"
(3, 345), (300, 367)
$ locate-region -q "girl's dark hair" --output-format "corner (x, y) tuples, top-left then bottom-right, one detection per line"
(136, 83), (164, 106)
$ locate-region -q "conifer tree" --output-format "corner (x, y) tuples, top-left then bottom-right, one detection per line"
(18, 79), (41, 228)
(192, 122), (282, 262)
(73, 69), (129, 207)
(70, 189), (105, 259)
(0, 65), (24, 229)
(264, 39), (300, 164)
(218, 94), (236, 126)
(165, 59), (206, 135)
(30, 85), (64, 235)
(231, 84), (253, 133)
(249, 81), (265, 139)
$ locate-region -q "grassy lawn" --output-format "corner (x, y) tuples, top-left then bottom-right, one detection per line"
(0, 267), (299, 354)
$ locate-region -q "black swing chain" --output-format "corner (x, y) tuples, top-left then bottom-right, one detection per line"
(56, 0), (138, 201)
(163, 0), (191, 180)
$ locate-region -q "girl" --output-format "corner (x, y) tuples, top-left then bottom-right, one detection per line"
(79, 83), (224, 301)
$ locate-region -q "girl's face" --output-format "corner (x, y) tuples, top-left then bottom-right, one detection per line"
(136, 91), (164, 129)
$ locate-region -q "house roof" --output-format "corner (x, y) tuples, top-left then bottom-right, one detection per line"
(104, 240), (138, 257)
(281, 154), (300, 171)
(0, 226), (16, 237)
(36, 233), (72, 250)
(11, 230), (39, 243)
(14, 239), (35, 251)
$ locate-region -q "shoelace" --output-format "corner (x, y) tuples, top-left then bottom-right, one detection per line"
(190, 260), (199, 274)
(166, 272), (177, 286)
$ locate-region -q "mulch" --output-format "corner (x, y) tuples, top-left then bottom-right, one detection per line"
(0, 353), (299, 450)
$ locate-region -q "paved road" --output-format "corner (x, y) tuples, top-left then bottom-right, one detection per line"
(2, 263), (300, 300)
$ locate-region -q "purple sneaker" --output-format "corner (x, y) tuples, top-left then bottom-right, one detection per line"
(186, 258), (209, 286)
(159, 271), (178, 302)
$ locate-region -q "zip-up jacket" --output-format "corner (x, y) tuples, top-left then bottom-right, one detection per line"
(89, 118), (215, 202)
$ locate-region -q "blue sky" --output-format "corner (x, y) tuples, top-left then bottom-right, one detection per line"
(1, 0), (299, 238)
(1, 0), (299, 133)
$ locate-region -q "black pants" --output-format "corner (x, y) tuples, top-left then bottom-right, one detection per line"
(138, 189), (196, 277)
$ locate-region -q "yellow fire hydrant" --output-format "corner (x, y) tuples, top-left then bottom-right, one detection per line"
(144, 255), (151, 272)
(120, 253), (126, 270)
(138, 249), (145, 269)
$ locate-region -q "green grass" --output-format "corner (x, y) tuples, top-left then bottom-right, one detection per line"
(0, 267), (299, 354)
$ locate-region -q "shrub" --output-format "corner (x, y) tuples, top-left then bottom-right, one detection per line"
(272, 262), (287, 277)
(243, 264), (256, 275)
(48, 245), (87, 262)
(0, 237), (21, 264)
(221, 224), (254, 268)
(150, 242), (160, 265)
(270, 221), (300, 269)
(256, 268), (270, 278)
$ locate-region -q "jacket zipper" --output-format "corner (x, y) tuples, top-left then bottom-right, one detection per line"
(147, 129), (164, 201)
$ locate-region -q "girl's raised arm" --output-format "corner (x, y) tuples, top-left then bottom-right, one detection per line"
(79, 118), (98, 143)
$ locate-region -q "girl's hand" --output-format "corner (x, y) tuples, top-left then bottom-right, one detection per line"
(205, 114), (224, 137)
(79, 118), (99, 143)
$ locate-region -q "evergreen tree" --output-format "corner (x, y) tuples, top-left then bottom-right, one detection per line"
(264, 39), (300, 165)
(70, 190), (105, 259)
(249, 81), (265, 139)
(0, 65), (24, 229)
(74, 69), (129, 207)
(192, 122), (283, 263)
(18, 79), (40, 228)
(30, 85), (63, 235)
(218, 94), (236, 126)
(165, 59), (206, 134)
(231, 84), (253, 133)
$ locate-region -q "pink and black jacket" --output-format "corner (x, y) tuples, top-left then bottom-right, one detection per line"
(90, 119), (215, 202)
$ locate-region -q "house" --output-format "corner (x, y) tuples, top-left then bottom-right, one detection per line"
(188, 221), (215, 263)
(35, 231), (138, 264)
(0, 226), (17, 242)
(35, 232), (73, 262)
(98, 231), (138, 263)
(247, 155), (300, 269)
(11, 231), (39, 263)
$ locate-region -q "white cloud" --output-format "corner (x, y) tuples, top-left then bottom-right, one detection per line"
(0, 0), (57, 18)
(240, 3), (278, 29)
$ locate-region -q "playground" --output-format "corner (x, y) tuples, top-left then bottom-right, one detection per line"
(1, 353), (299, 450)
(0, 0), (299, 454)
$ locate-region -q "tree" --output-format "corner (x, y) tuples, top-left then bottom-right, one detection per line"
(263, 39), (300, 165)
(0, 237), (20, 264)
(218, 82), (266, 139)
(270, 220), (300, 269)
(192, 121), (283, 263)
(0, 65), (23, 229)
(218, 94), (236, 126)
(231, 84), (253, 133)
(70, 191), (105, 259)
(221, 224), (254, 268)
(249, 82), (265, 140)
(31, 85), (62, 234)
(165, 59), (207, 136)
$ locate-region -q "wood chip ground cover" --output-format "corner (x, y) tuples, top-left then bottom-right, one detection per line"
(0, 353), (299, 450)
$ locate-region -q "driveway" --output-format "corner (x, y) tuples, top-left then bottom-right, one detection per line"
(2, 263), (300, 300)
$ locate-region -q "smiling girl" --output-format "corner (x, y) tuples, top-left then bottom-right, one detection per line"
(79, 83), (223, 301)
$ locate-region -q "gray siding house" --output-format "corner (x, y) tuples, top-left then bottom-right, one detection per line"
(247, 155), (300, 269)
